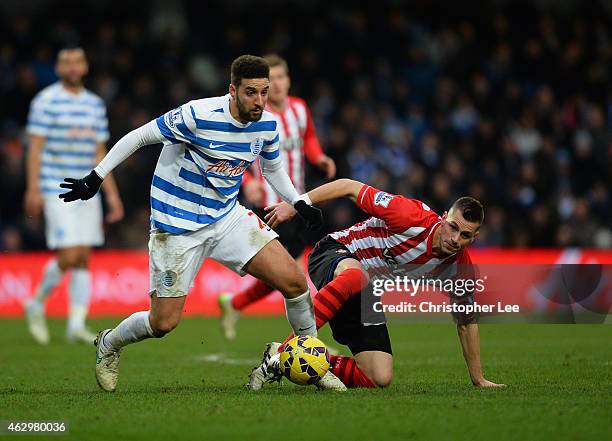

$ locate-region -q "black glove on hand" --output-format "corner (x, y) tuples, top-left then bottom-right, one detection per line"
(59, 171), (103, 202)
(294, 200), (324, 231)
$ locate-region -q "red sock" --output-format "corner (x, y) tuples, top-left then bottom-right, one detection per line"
(329, 355), (376, 388)
(278, 268), (368, 351)
(313, 268), (367, 329)
(230, 279), (274, 310)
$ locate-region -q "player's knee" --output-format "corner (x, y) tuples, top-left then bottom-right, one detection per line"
(150, 316), (179, 336)
(58, 253), (79, 270)
(371, 369), (393, 388)
(282, 265), (308, 296)
(76, 253), (90, 268)
(286, 275), (308, 297)
(338, 267), (370, 290)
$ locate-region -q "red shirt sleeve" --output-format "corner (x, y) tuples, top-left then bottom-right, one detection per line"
(355, 184), (437, 232)
(301, 101), (324, 164)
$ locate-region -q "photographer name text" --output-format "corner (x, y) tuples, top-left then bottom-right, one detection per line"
(373, 301), (520, 314)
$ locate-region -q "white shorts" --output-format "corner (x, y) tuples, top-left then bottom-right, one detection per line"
(43, 195), (104, 250)
(148, 203), (279, 297)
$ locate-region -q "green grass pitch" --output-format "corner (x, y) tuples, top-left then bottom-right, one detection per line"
(0, 317), (610, 440)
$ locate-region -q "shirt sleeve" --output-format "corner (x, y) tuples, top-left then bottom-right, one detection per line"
(94, 120), (166, 178)
(26, 98), (53, 137)
(302, 104), (324, 164)
(95, 104), (110, 143)
(355, 184), (435, 232)
(260, 126), (281, 162)
(155, 103), (198, 146)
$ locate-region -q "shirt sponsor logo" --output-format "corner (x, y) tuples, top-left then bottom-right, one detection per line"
(374, 191), (393, 208)
(206, 160), (249, 177)
(250, 137), (264, 155)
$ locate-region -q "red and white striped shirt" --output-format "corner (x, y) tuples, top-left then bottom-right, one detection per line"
(330, 185), (472, 271)
(244, 96), (324, 206)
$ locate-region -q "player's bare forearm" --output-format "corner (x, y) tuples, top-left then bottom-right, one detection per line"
(100, 172), (119, 197)
(457, 324), (484, 384)
(457, 323), (506, 388)
(307, 178), (364, 204)
(96, 143), (124, 223)
(24, 135), (46, 217)
(96, 144), (117, 196)
(26, 135), (45, 192)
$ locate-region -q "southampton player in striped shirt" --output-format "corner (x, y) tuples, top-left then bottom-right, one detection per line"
(59, 55), (331, 392)
(218, 54), (336, 340)
(248, 179), (506, 390)
(23, 46), (124, 345)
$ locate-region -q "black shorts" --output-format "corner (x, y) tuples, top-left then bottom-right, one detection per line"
(253, 208), (307, 258)
(308, 236), (392, 355)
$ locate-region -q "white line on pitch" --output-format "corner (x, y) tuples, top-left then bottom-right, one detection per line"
(194, 353), (259, 365)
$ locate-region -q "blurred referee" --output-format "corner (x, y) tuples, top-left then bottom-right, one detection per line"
(23, 46), (124, 345)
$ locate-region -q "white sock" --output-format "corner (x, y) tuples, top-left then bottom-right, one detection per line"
(32, 258), (63, 305)
(284, 290), (317, 336)
(102, 311), (154, 352)
(67, 269), (91, 334)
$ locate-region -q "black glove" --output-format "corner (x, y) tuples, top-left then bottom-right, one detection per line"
(59, 171), (103, 202)
(294, 200), (324, 231)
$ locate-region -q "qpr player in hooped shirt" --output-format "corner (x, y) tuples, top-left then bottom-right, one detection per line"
(58, 55), (324, 392)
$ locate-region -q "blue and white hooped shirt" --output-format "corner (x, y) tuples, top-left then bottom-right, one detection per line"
(151, 94), (281, 234)
(27, 82), (109, 196)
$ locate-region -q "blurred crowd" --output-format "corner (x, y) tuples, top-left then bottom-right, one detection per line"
(0, 0), (610, 250)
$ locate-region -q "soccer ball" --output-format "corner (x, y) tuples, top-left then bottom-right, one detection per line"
(279, 335), (330, 385)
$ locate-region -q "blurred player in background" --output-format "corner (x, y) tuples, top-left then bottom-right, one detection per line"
(59, 55), (323, 392)
(218, 54), (336, 340)
(23, 46), (124, 345)
(249, 178), (505, 390)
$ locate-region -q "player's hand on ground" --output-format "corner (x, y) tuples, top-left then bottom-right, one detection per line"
(264, 202), (297, 229)
(316, 155), (336, 180)
(474, 378), (507, 388)
(243, 180), (264, 206)
(59, 170), (103, 202)
(24, 188), (44, 218)
(105, 195), (124, 223)
(294, 200), (324, 230)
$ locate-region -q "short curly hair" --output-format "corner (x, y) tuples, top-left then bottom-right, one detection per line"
(230, 55), (269, 87)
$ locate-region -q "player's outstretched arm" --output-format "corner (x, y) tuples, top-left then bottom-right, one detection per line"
(308, 178), (364, 203)
(457, 324), (506, 388)
(260, 157), (324, 230)
(264, 178), (364, 228)
(59, 120), (164, 202)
